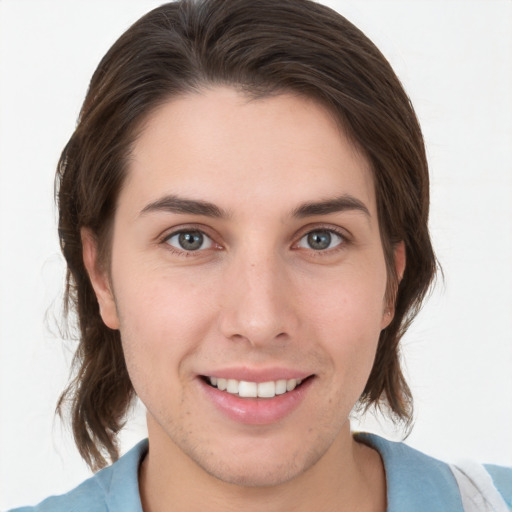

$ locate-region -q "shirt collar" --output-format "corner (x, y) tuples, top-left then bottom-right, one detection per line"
(356, 433), (464, 512)
(100, 435), (464, 512)
(97, 438), (148, 512)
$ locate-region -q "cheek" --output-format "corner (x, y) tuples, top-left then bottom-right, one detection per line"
(306, 263), (388, 334)
(303, 264), (387, 373)
(112, 267), (219, 383)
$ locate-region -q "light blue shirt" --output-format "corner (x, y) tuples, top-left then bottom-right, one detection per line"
(9, 434), (512, 511)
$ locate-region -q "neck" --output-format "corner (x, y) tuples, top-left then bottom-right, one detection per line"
(138, 418), (386, 512)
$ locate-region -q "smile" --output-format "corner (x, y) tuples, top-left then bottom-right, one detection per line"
(205, 376), (304, 398)
(200, 373), (314, 424)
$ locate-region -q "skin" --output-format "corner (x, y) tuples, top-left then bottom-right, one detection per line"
(83, 87), (405, 512)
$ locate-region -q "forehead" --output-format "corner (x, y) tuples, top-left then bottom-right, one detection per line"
(122, 87), (376, 220)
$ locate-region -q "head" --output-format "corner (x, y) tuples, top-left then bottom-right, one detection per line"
(57, 0), (436, 471)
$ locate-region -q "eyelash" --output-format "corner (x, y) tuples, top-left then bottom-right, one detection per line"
(161, 225), (219, 257)
(160, 225), (350, 257)
(294, 226), (348, 255)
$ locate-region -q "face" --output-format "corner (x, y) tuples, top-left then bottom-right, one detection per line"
(85, 87), (402, 487)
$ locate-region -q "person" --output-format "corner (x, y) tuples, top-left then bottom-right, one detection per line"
(7, 0), (511, 510)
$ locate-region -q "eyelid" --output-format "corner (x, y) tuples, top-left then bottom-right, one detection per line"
(159, 223), (216, 242)
(293, 223), (351, 243)
(165, 230), (213, 250)
(296, 230), (342, 249)
(159, 224), (223, 254)
(292, 224), (351, 252)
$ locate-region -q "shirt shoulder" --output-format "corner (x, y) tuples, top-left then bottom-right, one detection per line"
(356, 433), (465, 512)
(485, 464), (512, 509)
(356, 433), (512, 512)
(8, 477), (108, 512)
(7, 439), (148, 512)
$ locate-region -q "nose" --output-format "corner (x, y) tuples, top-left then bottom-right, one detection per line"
(218, 249), (298, 348)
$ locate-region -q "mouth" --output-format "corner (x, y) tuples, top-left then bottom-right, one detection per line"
(199, 373), (315, 425)
(201, 375), (313, 399)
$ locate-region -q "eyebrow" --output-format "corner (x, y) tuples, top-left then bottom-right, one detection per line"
(139, 193), (370, 220)
(140, 195), (229, 218)
(291, 194), (370, 219)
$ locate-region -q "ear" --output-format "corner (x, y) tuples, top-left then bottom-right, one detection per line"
(81, 228), (120, 330)
(381, 241), (406, 329)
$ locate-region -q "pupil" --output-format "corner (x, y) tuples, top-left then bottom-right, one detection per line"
(307, 231), (331, 250)
(179, 231), (203, 250)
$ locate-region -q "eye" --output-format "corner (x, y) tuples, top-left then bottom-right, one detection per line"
(297, 229), (344, 251)
(165, 230), (213, 252)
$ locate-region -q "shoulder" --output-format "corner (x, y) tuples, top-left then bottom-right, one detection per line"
(7, 439), (148, 512)
(485, 464), (512, 508)
(8, 477), (108, 512)
(356, 433), (512, 511)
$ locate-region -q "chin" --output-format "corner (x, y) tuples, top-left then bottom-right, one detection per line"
(186, 436), (329, 488)
(201, 456), (311, 488)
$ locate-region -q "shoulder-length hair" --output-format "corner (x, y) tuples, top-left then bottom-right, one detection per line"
(56, 0), (436, 471)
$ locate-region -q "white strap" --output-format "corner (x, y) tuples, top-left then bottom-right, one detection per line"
(450, 461), (509, 512)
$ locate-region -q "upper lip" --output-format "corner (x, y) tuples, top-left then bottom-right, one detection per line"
(199, 367), (313, 383)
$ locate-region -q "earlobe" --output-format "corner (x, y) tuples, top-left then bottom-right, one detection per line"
(381, 241), (406, 329)
(81, 228), (120, 330)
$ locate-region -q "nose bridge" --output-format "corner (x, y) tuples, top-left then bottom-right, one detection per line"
(219, 243), (294, 346)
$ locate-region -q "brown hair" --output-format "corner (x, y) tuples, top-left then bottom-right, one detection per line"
(56, 0), (436, 471)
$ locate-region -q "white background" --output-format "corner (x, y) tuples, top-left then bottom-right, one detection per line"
(0, 0), (511, 509)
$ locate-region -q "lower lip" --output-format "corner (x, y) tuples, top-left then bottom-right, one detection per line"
(200, 377), (314, 425)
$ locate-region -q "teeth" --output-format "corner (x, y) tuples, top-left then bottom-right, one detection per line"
(286, 379), (296, 392)
(207, 376), (304, 398)
(226, 379), (239, 394)
(275, 379), (287, 395)
(257, 381), (275, 398)
(239, 381), (258, 398)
